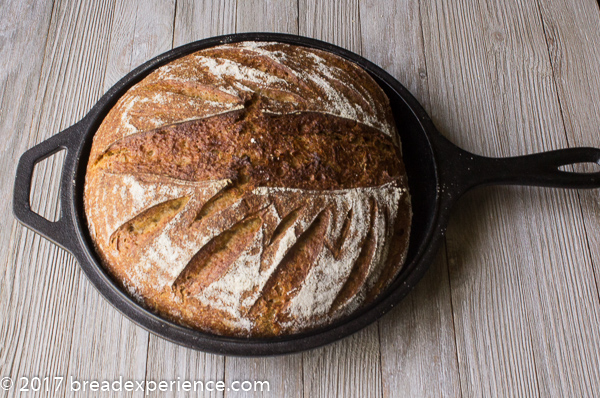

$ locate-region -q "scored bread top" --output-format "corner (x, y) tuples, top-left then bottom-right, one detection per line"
(84, 42), (411, 337)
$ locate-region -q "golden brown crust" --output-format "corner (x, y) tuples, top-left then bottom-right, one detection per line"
(92, 104), (403, 191)
(84, 42), (411, 337)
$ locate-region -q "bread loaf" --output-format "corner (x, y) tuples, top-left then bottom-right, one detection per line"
(84, 41), (411, 337)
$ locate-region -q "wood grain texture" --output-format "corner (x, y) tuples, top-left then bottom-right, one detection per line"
(66, 0), (176, 395)
(104, 0), (176, 89)
(224, 354), (303, 398)
(302, 324), (382, 398)
(360, 1), (462, 396)
(299, 0), (361, 53)
(536, 0), (600, 395)
(236, 0), (298, 34)
(146, 338), (225, 398)
(173, 0), (236, 46)
(1, 1), (125, 397)
(420, 0), (600, 396)
(0, 5), (55, 386)
(2, 1), (600, 397)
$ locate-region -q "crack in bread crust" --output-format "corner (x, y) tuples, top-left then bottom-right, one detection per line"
(94, 105), (403, 190)
(84, 41), (412, 337)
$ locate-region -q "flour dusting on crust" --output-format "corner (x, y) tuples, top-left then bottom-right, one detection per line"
(84, 42), (411, 337)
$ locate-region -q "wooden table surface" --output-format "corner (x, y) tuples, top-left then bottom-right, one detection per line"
(2, 0), (600, 396)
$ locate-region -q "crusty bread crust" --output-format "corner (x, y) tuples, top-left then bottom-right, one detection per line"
(84, 42), (411, 337)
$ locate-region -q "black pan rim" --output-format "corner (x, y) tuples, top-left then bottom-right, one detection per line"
(28, 33), (449, 356)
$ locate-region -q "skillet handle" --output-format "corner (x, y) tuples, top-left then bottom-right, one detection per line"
(13, 123), (82, 254)
(470, 147), (600, 188)
(435, 136), (600, 198)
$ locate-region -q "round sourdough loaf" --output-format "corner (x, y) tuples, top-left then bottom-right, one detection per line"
(84, 42), (412, 337)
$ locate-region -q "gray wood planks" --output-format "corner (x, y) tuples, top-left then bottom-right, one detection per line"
(67, 1), (177, 396)
(536, 0), (600, 395)
(421, 0), (600, 396)
(1, 0), (600, 397)
(236, 0), (298, 34)
(2, 1), (122, 397)
(173, 0), (236, 45)
(0, 7), (56, 385)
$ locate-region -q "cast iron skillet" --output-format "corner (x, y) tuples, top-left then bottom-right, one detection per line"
(13, 33), (600, 356)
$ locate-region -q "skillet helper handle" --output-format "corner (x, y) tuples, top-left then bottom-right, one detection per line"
(13, 123), (81, 253)
(467, 147), (600, 189)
